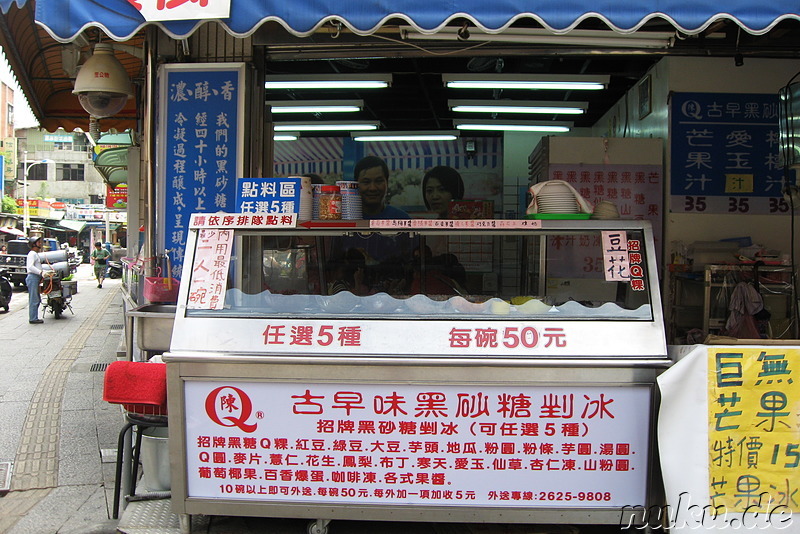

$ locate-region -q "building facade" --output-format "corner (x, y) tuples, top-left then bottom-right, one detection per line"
(12, 127), (108, 204)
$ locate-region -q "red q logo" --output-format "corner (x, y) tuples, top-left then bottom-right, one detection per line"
(205, 386), (258, 433)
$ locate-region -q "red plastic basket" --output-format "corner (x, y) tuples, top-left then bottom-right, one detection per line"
(143, 276), (180, 303)
(103, 361), (168, 416)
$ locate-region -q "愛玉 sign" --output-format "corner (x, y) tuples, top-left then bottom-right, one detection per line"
(670, 92), (790, 215)
(158, 63), (245, 279)
(184, 380), (651, 508)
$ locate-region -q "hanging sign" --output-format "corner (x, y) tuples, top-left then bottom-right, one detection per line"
(708, 347), (800, 514)
(158, 63), (245, 280)
(235, 177), (305, 215)
(128, 0), (231, 22)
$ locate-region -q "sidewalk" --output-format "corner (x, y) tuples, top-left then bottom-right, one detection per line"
(0, 263), (124, 534)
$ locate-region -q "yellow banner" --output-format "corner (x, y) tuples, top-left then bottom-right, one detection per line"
(708, 348), (799, 513)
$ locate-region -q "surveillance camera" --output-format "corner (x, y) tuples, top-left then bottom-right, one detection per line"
(73, 44), (133, 118)
(76, 92), (129, 118)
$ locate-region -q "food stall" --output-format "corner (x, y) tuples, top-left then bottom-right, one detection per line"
(163, 214), (670, 532)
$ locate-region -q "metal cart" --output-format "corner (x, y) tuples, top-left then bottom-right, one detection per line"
(163, 216), (670, 533)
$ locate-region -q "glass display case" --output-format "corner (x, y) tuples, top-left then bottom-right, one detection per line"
(171, 218), (667, 359)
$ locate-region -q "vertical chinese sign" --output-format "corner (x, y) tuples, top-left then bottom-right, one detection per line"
(708, 348), (799, 514)
(158, 63), (245, 279)
(186, 229), (233, 310)
(671, 93), (789, 215)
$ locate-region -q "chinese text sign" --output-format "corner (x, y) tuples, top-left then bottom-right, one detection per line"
(708, 348), (799, 513)
(546, 165), (663, 275)
(236, 177), (302, 214)
(160, 64), (243, 279)
(671, 93), (791, 215)
(129, 0), (231, 22)
(186, 229), (233, 310)
(185, 381), (651, 508)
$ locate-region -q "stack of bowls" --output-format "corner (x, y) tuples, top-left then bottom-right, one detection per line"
(336, 180), (362, 220)
(591, 200), (621, 219)
(536, 180), (578, 214)
(293, 175), (313, 220)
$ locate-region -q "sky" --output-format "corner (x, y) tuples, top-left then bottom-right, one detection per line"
(1, 46), (41, 129)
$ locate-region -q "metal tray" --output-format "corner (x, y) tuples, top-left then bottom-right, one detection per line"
(127, 304), (176, 353)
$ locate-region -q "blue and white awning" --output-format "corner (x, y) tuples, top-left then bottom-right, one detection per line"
(2, 0), (799, 43)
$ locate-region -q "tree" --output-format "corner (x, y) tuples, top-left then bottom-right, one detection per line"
(1, 195), (17, 214)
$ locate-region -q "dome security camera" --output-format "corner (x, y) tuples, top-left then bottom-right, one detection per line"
(73, 44), (134, 118)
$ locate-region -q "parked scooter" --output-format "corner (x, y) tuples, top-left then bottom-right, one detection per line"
(0, 268), (12, 313)
(40, 271), (73, 319)
(107, 259), (123, 279)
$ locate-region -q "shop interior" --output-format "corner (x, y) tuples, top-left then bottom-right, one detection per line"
(0, 7), (798, 343)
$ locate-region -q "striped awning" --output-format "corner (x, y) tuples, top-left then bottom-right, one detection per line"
(1, 0), (798, 43)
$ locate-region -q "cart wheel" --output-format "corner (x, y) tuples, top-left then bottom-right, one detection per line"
(307, 519), (330, 534)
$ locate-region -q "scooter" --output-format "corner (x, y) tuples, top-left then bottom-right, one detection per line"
(0, 268), (12, 312)
(40, 271), (73, 319)
(107, 259), (123, 279)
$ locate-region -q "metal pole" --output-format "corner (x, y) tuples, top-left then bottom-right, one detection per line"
(23, 150), (29, 236)
(105, 209), (111, 243)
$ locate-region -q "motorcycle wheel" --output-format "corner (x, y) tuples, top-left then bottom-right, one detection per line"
(53, 300), (64, 319)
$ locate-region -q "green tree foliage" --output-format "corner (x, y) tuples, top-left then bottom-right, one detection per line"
(1, 194), (17, 214)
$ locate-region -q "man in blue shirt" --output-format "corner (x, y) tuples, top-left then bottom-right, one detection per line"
(354, 156), (410, 220)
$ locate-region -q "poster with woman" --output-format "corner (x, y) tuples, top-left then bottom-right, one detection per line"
(273, 137), (504, 219)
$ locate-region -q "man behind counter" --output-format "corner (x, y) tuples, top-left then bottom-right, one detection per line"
(354, 156), (410, 220)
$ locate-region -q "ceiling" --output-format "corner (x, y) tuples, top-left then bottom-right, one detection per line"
(3, 3), (800, 134)
(255, 18), (800, 135)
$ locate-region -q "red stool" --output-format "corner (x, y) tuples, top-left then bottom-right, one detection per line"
(102, 361), (168, 519)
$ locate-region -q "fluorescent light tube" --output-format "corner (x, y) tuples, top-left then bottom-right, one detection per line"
(353, 131), (459, 142)
(268, 100), (363, 113)
(442, 74), (609, 91)
(449, 99), (587, 115)
(274, 133), (299, 141)
(454, 120), (571, 133)
(265, 74), (391, 90)
(274, 121), (380, 132)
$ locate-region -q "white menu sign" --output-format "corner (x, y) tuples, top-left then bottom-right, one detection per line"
(184, 380), (651, 509)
